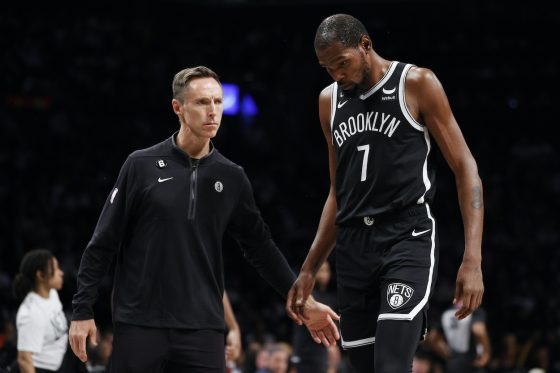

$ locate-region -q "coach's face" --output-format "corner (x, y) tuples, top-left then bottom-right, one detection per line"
(173, 77), (223, 139)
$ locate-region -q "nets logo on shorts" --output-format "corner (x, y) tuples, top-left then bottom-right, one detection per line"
(386, 283), (414, 309)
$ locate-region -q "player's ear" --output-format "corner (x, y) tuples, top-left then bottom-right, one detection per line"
(360, 36), (371, 51)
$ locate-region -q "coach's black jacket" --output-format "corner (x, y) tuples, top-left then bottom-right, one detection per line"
(72, 133), (296, 330)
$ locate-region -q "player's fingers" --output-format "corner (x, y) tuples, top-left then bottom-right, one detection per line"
(453, 281), (463, 306)
(295, 287), (309, 309)
(295, 293), (310, 320)
(456, 293), (473, 319)
(286, 287), (295, 309)
(476, 289), (484, 309)
(286, 304), (302, 324)
(297, 304), (309, 321)
(466, 291), (478, 314)
(286, 288), (303, 324)
(455, 305), (466, 319)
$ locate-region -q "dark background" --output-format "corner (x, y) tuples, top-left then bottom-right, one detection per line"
(1, 1), (559, 371)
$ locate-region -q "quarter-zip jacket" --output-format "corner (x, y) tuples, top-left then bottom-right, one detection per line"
(72, 134), (296, 330)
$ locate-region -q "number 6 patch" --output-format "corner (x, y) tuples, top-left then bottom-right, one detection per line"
(156, 159), (167, 169)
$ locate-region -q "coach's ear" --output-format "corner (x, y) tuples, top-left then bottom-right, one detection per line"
(171, 98), (182, 115)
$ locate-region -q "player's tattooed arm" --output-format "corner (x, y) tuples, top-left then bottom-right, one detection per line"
(471, 186), (483, 209)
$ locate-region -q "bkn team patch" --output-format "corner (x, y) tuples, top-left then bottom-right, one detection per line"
(386, 283), (414, 309)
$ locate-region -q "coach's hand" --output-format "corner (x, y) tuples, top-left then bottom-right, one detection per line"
(225, 327), (241, 362)
(454, 260), (484, 320)
(286, 271), (316, 324)
(69, 319), (98, 362)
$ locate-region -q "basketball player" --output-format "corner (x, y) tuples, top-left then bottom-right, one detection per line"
(69, 66), (339, 373)
(286, 14), (484, 372)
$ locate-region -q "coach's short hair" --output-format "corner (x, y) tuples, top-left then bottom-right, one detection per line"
(172, 66), (220, 102)
(314, 14), (369, 50)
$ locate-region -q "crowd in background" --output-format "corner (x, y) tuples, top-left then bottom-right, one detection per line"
(1, 2), (559, 372)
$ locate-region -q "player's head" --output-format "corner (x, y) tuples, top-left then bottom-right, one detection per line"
(13, 249), (64, 300)
(314, 14), (372, 95)
(171, 66), (223, 139)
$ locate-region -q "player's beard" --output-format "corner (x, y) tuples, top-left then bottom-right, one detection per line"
(356, 54), (372, 95)
(343, 54), (371, 97)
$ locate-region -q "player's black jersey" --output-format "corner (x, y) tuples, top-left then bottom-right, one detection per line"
(330, 61), (436, 224)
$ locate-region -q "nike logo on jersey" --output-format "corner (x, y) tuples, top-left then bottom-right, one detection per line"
(382, 87), (396, 94)
(337, 100), (349, 108)
(158, 177), (174, 183)
(412, 229), (431, 237)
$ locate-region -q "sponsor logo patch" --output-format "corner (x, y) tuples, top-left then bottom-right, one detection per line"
(386, 283), (414, 309)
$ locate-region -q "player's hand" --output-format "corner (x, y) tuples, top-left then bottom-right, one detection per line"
(225, 328), (241, 362)
(303, 296), (340, 347)
(453, 260), (484, 320)
(286, 271), (316, 325)
(69, 319), (98, 362)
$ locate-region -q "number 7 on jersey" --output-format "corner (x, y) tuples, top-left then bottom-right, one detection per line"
(357, 144), (370, 182)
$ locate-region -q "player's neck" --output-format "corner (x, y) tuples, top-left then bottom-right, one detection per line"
(368, 53), (392, 88)
(177, 127), (210, 159)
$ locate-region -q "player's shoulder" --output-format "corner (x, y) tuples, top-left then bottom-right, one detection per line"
(319, 82), (336, 101)
(406, 66), (439, 90)
(318, 82), (336, 116)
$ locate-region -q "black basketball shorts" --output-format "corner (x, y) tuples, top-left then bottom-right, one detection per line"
(335, 203), (439, 350)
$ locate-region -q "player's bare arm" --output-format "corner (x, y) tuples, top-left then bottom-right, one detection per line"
(406, 67), (484, 320)
(286, 86), (338, 321)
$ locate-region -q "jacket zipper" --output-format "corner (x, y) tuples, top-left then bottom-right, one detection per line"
(188, 159), (199, 220)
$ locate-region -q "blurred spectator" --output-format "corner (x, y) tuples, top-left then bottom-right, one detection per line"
(428, 305), (491, 372)
(0, 320), (17, 372)
(254, 344), (271, 373)
(267, 343), (291, 373)
(13, 249), (68, 372)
